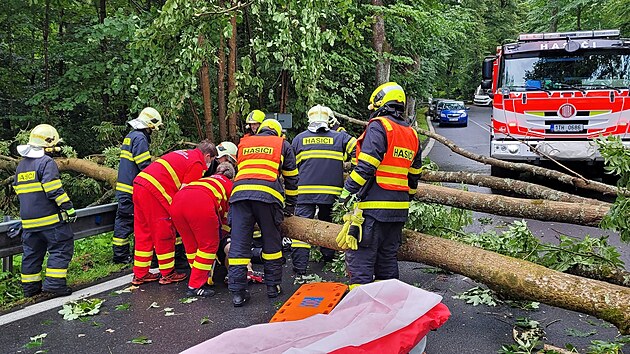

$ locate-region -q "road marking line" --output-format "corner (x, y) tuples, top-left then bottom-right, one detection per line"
(0, 274), (133, 327)
(470, 116), (491, 133)
(422, 115), (436, 159)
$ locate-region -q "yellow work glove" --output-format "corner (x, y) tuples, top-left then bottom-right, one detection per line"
(336, 213), (353, 249)
(345, 208), (364, 250)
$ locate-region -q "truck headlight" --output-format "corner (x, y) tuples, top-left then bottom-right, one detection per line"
(440, 113), (446, 118)
(508, 144), (519, 154)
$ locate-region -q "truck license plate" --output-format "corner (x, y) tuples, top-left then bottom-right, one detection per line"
(551, 124), (583, 132)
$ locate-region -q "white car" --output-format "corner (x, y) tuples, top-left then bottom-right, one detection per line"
(473, 85), (492, 106)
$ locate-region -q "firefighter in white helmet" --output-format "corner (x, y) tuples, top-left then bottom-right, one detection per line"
(112, 107), (163, 264)
(14, 124), (76, 298)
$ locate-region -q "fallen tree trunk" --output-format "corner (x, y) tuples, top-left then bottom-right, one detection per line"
(333, 111), (626, 197)
(416, 183), (609, 227)
(280, 216), (630, 334)
(0, 157), (117, 189)
(420, 170), (607, 206)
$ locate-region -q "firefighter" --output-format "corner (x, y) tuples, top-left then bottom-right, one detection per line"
(112, 107), (162, 264)
(290, 105), (356, 275)
(14, 125), (76, 297)
(337, 82), (422, 288)
(131, 140), (217, 285)
(243, 110), (266, 138)
(227, 119), (298, 307)
(216, 141), (238, 167)
(170, 162), (234, 297)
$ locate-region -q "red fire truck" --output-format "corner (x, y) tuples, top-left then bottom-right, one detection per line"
(481, 30), (630, 176)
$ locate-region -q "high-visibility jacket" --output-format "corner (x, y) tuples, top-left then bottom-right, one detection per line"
(185, 174), (233, 233)
(134, 148), (207, 205)
(230, 130), (298, 207)
(356, 118), (418, 191)
(13, 155), (74, 231)
(291, 129), (356, 205)
(116, 130), (151, 196)
(344, 115), (423, 223)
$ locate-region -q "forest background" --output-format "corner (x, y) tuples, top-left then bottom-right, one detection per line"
(0, 0), (629, 211)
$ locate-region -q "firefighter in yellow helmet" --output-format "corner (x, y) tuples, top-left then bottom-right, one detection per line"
(113, 107), (163, 264)
(14, 124), (76, 298)
(227, 118), (298, 306)
(243, 110), (266, 138)
(337, 82), (422, 288)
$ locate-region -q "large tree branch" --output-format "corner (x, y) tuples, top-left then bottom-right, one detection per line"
(333, 111), (626, 197)
(420, 171), (607, 206)
(281, 217), (630, 334)
(416, 183), (609, 227)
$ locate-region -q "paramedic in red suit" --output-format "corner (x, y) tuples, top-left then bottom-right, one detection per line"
(131, 140), (217, 285)
(170, 162), (234, 297)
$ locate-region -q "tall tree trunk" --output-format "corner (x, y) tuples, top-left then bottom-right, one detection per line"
(217, 6), (228, 141)
(279, 70), (289, 113)
(98, 0), (109, 118)
(550, 2), (558, 32)
(198, 34), (214, 142)
(372, 0), (389, 85)
(281, 217), (630, 334)
(227, 5), (238, 141)
(58, 9), (64, 76)
(244, 8), (263, 108)
(43, 0), (50, 90)
(576, 5), (582, 30)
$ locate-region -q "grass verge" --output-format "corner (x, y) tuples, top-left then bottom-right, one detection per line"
(1, 232), (129, 310)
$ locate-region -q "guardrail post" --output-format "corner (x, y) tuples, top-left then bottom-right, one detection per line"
(2, 216), (13, 273)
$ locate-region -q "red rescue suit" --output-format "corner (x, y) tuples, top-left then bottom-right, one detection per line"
(132, 149), (207, 278)
(171, 175), (232, 289)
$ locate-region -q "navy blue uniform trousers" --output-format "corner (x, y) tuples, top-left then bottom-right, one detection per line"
(228, 200), (284, 292)
(345, 215), (404, 285)
(291, 204), (336, 274)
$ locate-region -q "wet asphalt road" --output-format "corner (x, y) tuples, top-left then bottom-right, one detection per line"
(1, 106), (627, 354)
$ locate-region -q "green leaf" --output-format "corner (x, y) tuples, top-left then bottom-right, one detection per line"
(179, 297), (198, 304)
(565, 328), (597, 337)
(115, 303), (130, 311)
(200, 316), (211, 325)
(130, 336), (152, 345)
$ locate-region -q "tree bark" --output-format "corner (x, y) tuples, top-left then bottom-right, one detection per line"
(416, 183), (609, 227)
(332, 111), (625, 197)
(372, 0), (389, 85)
(43, 0), (50, 90)
(58, 8), (64, 76)
(55, 158), (117, 188)
(188, 97), (204, 140)
(280, 217), (630, 334)
(227, 4), (238, 141)
(198, 34), (214, 142)
(279, 70), (289, 113)
(217, 19), (228, 141)
(420, 171), (607, 206)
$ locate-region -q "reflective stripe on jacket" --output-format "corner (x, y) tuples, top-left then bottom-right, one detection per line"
(116, 130), (151, 196)
(356, 117), (418, 191)
(235, 135), (283, 182)
(13, 155), (73, 230)
(291, 129), (355, 205)
(230, 130), (298, 207)
(344, 114), (422, 223)
(134, 149), (207, 205)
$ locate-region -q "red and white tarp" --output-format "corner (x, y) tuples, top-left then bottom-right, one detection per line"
(182, 279), (450, 354)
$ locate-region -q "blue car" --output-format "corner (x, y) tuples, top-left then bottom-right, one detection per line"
(437, 100), (468, 127)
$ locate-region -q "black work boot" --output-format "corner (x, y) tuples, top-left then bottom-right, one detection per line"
(43, 286), (72, 298)
(267, 284), (282, 298)
(232, 290), (251, 307)
(186, 285), (215, 298)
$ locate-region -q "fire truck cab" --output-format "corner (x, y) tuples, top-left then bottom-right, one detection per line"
(481, 30), (630, 174)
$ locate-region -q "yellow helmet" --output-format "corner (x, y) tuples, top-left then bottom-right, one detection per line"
(28, 124), (62, 148)
(129, 107), (163, 131)
(257, 119), (282, 136)
(246, 110), (266, 124)
(368, 82), (406, 110)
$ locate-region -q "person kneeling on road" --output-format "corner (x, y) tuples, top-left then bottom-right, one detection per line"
(170, 162), (235, 297)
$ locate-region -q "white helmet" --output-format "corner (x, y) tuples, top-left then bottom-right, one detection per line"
(307, 105), (331, 131)
(17, 124), (62, 158)
(327, 108), (340, 127)
(217, 141), (237, 163)
(128, 107), (163, 131)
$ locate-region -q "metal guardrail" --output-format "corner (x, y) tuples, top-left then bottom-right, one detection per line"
(1, 203), (117, 271)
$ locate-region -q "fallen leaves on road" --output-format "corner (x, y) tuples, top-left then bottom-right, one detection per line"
(58, 299), (105, 320)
